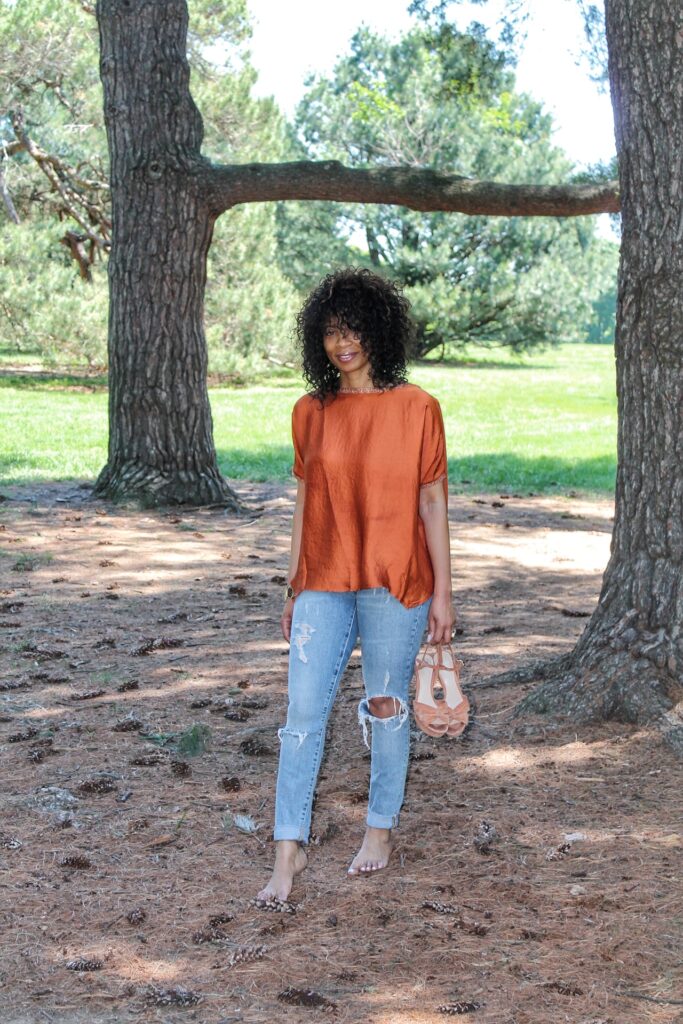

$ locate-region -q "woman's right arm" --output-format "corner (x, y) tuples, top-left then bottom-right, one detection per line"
(281, 478), (305, 643)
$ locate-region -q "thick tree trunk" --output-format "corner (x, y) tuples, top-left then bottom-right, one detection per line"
(514, 0), (683, 749)
(94, 0), (241, 508)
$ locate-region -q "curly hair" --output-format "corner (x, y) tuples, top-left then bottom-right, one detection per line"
(296, 267), (414, 398)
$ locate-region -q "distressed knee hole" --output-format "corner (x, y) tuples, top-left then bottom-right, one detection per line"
(292, 621), (316, 663)
(357, 695), (409, 748)
(368, 696), (402, 719)
(277, 726), (309, 748)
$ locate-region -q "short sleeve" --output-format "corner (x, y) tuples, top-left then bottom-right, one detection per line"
(420, 398), (447, 488)
(291, 401), (305, 480)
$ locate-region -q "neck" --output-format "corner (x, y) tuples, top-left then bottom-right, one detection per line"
(340, 367), (374, 390)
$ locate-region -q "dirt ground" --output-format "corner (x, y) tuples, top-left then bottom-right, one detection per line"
(0, 480), (680, 1024)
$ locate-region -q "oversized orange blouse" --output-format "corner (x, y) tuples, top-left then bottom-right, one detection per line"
(290, 382), (448, 608)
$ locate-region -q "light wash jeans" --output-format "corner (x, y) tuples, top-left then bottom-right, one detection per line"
(274, 587), (431, 842)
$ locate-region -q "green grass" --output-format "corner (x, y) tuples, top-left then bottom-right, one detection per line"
(0, 342), (617, 495)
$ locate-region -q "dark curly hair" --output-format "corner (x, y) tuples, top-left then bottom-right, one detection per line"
(297, 267), (414, 398)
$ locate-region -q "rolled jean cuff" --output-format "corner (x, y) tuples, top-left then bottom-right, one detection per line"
(366, 810), (399, 829)
(273, 826), (309, 843)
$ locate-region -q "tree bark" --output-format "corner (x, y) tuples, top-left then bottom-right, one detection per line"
(94, 0), (242, 508)
(202, 160), (619, 217)
(514, 0), (683, 751)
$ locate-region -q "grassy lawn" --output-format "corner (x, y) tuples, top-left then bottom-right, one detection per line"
(0, 342), (617, 495)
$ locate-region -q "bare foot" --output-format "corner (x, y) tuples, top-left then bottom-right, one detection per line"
(257, 840), (308, 902)
(347, 826), (392, 875)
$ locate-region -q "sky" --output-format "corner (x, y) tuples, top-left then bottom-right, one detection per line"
(246, 0), (616, 171)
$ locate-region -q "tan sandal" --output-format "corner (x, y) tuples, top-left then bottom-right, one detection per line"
(412, 642), (469, 738)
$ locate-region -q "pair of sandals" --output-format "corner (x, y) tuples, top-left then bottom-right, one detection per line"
(413, 641), (469, 738)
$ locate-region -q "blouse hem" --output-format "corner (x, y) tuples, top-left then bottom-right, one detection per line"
(291, 578), (433, 610)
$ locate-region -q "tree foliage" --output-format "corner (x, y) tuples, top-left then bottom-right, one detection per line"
(277, 24), (617, 356)
(0, 0), (298, 373)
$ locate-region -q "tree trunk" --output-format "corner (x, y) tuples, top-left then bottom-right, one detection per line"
(94, 0), (242, 508)
(513, 0), (683, 749)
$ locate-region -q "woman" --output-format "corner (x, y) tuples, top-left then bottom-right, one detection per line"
(257, 268), (454, 903)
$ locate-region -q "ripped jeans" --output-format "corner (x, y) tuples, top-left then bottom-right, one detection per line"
(274, 587), (431, 842)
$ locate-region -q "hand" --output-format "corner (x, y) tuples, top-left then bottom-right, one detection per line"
(281, 596), (295, 643)
(427, 594), (455, 645)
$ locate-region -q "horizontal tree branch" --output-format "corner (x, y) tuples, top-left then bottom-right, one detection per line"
(203, 159), (620, 218)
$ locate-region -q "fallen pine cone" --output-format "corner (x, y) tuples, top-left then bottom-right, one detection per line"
(133, 637), (185, 657)
(144, 984), (201, 1006)
(278, 986), (337, 1011)
(77, 777), (117, 794)
(474, 820), (499, 854)
(220, 775), (241, 792)
(60, 854), (92, 869)
(225, 944), (268, 968)
(113, 716), (143, 733)
(239, 738), (273, 757)
(224, 708), (250, 722)
(542, 980), (583, 996)
(130, 753), (165, 767)
(438, 1001), (484, 1015)
(192, 926), (231, 944)
(208, 913), (234, 927)
(8, 726), (39, 743)
(70, 689), (106, 701)
(240, 697), (269, 710)
(253, 896), (296, 914)
(65, 956), (103, 972)
(117, 680), (139, 692)
(126, 907), (146, 925)
(170, 760), (191, 777)
(545, 841), (572, 861)
(422, 900), (459, 915)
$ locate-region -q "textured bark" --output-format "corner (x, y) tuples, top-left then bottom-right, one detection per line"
(515, 0), (683, 749)
(94, 0), (241, 508)
(203, 160), (619, 217)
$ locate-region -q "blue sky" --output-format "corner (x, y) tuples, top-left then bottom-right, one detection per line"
(246, 0), (616, 170)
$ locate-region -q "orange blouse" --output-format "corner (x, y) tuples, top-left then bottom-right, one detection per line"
(290, 382), (448, 608)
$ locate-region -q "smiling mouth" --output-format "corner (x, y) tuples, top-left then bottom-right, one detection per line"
(337, 352), (358, 362)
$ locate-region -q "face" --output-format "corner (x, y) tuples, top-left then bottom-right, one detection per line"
(323, 317), (370, 376)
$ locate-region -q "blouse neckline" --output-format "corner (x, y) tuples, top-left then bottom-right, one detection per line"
(337, 382), (411, 395)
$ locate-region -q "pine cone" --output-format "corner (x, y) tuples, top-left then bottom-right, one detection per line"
(438, 1001), (484, 1014)
(65, 956), (103, 972)
(144, 985), (201, 1006)
(422, 900), (459, 915)
(473, 820), (499, 854)
(253, 896), (295, 914)
(225, 944), (268, 967)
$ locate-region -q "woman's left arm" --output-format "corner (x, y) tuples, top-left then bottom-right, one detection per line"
(419, 482), (454, 643)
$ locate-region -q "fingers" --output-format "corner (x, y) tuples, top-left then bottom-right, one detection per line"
(428, 614), (455, 644)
